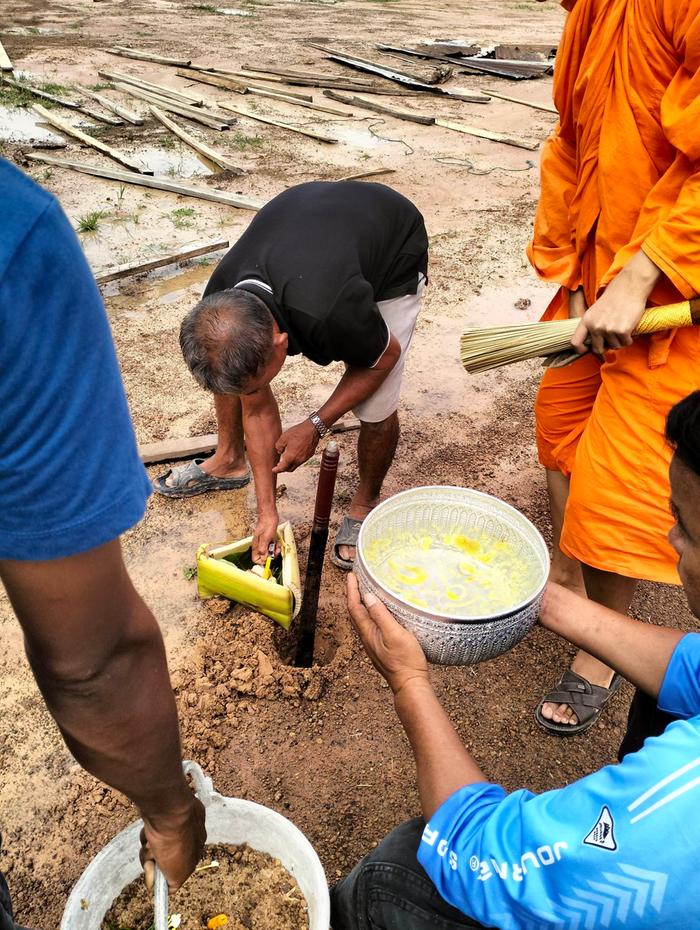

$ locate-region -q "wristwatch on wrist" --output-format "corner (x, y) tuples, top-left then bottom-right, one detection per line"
(308, 411), (331, 438)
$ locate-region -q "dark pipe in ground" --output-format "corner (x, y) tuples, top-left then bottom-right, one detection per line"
(295, 439), (340, 667)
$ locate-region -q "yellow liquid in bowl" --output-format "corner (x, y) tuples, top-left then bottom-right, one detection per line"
(364, 532), (536, 618)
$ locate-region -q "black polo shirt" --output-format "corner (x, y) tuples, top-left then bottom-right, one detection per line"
(203, 181), (428, 368)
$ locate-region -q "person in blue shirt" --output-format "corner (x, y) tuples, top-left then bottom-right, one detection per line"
(332, 389), (700, 930)
(0, 159), (205, 929)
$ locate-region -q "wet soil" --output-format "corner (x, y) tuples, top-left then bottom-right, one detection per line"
(1, 2), (698, 929)
(102, 844), (308, 930)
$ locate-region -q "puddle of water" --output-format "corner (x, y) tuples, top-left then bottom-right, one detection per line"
(134, 145), (213, 178)
(0, 105), (64, 144)
(105, 263), (214, 310)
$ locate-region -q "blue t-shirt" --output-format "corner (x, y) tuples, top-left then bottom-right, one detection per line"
(419, 633), (700, 930)
(0, 159), (150, 559)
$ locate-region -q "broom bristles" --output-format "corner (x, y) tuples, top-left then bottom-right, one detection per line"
(460, 301), (695, 374)
(460, 319), (578, 374)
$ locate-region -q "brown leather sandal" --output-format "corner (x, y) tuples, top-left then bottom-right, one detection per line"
(535, 670), (622, 736)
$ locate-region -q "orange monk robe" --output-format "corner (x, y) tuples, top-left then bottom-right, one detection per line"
(528, 0), (700, 584)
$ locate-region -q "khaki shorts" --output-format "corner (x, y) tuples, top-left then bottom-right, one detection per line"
(351, 275), (425, 423)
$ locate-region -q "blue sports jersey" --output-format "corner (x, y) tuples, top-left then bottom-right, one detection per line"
(0, 159), (150, 559)
(418, 633), (700, 930)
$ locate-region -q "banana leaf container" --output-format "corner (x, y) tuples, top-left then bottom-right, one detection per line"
(196, 521), (301, 629)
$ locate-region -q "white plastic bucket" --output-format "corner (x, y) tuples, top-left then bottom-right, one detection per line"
(60, 762), (330, 930)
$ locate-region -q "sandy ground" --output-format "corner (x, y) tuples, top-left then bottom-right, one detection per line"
(1, 1), (698, 927)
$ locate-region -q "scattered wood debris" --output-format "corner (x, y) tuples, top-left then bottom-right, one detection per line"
(1, 76), (123, 124)
(433, 117), (539, 151)
(75, 84), (145, 124)
(94, 238), (229, 285)
(114, 84), (234, 130)
(149, 106), (245, 173)
(31, 104), (147, 172)
(99, 69), (208, 107)
(324, 90), (434, 124)
(26, 154), (265, 210)
(308, 44), (488, 101)
(337, 167), (395, 181)
(216, 101), (338, 143)
(481, 89), (557, 114)
(106, 46), (193, 67)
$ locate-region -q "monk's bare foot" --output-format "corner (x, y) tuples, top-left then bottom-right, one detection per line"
(164, 451), (248, 488)
(338, 500), (376, 563)
(540, 652), (616, 726)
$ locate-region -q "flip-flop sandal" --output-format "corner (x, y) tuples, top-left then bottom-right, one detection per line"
(331, 516), (364, 571)
(152, 458), (251, 499)
(535, 670), (623, 736)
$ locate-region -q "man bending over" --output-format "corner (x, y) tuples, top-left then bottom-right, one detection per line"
(156, 181), (428, 568)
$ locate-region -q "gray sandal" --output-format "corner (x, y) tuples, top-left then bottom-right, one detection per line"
(535, 670), (622, 736)
(153, 458), (251, 498)
(331, 516), (364, 571)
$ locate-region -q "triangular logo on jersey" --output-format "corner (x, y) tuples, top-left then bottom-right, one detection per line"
(583, 805), (617, 851)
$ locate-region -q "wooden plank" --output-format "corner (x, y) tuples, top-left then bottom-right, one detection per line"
(480, 89), (557, 114)
(74, 84), (145, 124)
(149, 105), (244, 173)
(0, 39), (13, 72)
(216, 101), (338, 143)
(235, 66), (421, 95)
(1, 76), (123, 124)
(178, 68), (346, 113)
(324, 89), (434, 124)
(107, 46), (192, 67)
(433, 118), (540, 151)
(337, 167), (395, 181)
(31, 104), (148, 172)
(113, 83), (233, 130)
(246, 87), (351, 116)
(98, 69), (207, 106)
(95, 238), (229, 285)
(139, 419), (360, 464)
(176, 67), (249, 95)
(240, 64), (377, 87)
(26, 153), (265, 210)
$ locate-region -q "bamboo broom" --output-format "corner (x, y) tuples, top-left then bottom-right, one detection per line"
(460, 298), (700, 374)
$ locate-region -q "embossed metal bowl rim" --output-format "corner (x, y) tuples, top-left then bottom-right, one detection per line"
(356, 485), (550, 625)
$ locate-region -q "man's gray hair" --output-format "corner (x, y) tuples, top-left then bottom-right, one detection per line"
(180, 288), (274, 394)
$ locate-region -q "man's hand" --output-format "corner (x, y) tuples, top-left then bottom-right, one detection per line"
(347, 574), (429, 696)
(141, 794), (207, 892)
(571, 251), (661, 355)
(253, 508), (279, 563)
(273, 419), (320, 474)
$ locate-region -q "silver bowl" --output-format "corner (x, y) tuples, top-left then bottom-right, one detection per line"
(355, 486), (549, 666)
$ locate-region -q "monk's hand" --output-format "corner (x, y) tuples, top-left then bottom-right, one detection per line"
(571, 251), (661, 356)
(273, 420), (320, 474)
(347, 574), (429, 696)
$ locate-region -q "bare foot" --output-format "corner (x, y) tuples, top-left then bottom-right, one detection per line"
(338, 501), (376, 563)
(540, 651), (616, 726)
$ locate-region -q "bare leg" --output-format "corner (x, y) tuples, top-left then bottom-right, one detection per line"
(545, 469), (586, 595)
(338, 411), (400, 562)
(540, 466), (638, 725)
(165, 393), (247, 486)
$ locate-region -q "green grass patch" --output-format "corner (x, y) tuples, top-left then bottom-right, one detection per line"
(0, 77), (71, 109)
(188, 3), (218, 10)
(228, 131), (264, 149)
(77, 209), (108, 233)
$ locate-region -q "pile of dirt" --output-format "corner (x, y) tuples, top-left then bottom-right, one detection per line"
(171, 592), (354, 769)
(102, 843), (308, 930)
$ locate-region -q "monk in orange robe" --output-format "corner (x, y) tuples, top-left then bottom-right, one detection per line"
(528, 0), (700, 733)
